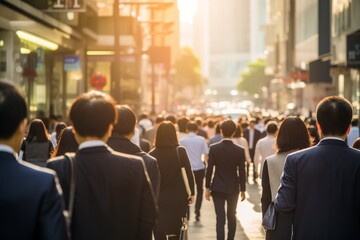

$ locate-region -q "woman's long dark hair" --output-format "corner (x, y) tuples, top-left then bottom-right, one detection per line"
(154, 121), (179, 147)
(51, 126), (79, 157)
(26, 119), (49, 143)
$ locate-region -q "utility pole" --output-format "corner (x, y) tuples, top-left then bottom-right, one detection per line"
(113, 0), (121, 102)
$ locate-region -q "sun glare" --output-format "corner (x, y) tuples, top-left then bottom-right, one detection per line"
(178, 0), (198, 24)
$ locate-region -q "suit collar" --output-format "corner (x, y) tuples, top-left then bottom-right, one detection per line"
(318, 138), (348, 147)
(109, 135), (142, 154)
(0, 151), (18, 162)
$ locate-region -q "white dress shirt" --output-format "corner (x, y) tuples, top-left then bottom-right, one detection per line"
(254, 135), (276, 176)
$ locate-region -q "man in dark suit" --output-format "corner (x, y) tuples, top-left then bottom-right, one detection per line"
(243, 119), (262, 182)
(47, 91), (157, 240)
(0, 81), (67, 240)
(275, 96), (360, 239)
(107, 105), (160, 198)
(205, 119), (246, 240)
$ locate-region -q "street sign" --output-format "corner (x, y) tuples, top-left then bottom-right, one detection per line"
(90, 73), (107, 90)
(347, 34), (360, 68)
(64, 56), (81, 71)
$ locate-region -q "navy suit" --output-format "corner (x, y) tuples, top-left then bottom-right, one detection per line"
(276, 139), (360, 239)
(47, 145), (157, 240)
(0, 151), (67, 240)
(206, 140), (246, 240)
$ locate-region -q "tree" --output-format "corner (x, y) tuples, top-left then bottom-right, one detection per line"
(173, 47), (203, 90)
(237, 59), (266, 95)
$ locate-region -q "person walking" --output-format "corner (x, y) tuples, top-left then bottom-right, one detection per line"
(47, 91), (157, 240)
(243, 119), (262, 182)
(149, 121), (195, 240)
(50, 122), (67, 147)
(347, 118), (359, 147)
(0, 81), (67, 240)
(107, 105), (160, 198)
(275, 96), (360, 239)
(254, 121), (278, 178)
(19, 119), (54, 167)
(51, 126), (79, 158)
(180, 121), (209, 221)
(205, 119), (246, 240)
(232, 123), (251, 164)
(261, 116), (310, 240)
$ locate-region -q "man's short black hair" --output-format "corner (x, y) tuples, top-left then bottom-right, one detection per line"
(165, 115), (176, 124)
(0, 81), (27, 139)
(187, 121), (198, 132)
(113, 105), (136, 135)
(69, 91), (117, 138)
(316, 96), (352, 136)
(266, 121), (278, 134)
(220, 119), (236, 138)
(177, 116), (189, 133)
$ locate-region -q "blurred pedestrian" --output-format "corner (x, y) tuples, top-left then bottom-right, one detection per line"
(50, 122), (67, 147)
(144, 115), (165, 149)
(261, 116), (310, 240)
(347, 118), (359, 147)
(243, 119), (262, 182)
(180, 121), (209, 221)
(254, 121), (278, 178)
(210, 122), (223, 145)
(51, 126), (78, 158)
(231, 123), (251, 164)
(0, 81), (67, 240)
(108, 105), (160, 198)
(177, 116), (189, 141)
(276, 96), (360, 239)
(19, 119), (54, 167)
(47, 91), (157, 240)
(307, 125), (320, 145)
(149, 121), (195, 240)
(352, 137), (360, 150)
(205, 119), (246, 240)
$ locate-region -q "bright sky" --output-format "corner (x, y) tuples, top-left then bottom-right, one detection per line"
(177, 0), (198, 24)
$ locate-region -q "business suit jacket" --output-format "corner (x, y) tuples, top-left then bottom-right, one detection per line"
(47, 145), (157, 240)
(107, 134), (160, 198)
(243, 128), (262, 150)
(275, 139), (360, 240)
(0, 151), (67, 240)
(206, 140), (246, 193)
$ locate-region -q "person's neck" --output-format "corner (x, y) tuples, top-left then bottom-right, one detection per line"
(321, 134), (347, 141)
(0, 139), (18, 152)
(76, 136), (107, 144)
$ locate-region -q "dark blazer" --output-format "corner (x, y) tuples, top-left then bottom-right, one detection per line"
(206, 139), (246, 193)
(0, 151), (67, 240)
(47, 145), (157, 240)
(107, 134), (160, 197)
(243, 128), (262, 149)
(275, 139), (360, 240)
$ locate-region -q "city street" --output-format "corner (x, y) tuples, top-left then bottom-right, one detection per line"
(188, 182), (265, 239)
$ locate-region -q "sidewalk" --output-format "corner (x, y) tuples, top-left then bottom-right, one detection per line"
(188, 182), (265, 239)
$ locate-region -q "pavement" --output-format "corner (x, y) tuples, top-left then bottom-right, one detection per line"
(188, 181), (265, 239)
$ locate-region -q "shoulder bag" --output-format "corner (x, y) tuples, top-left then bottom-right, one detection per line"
(64, 153), (77, 240)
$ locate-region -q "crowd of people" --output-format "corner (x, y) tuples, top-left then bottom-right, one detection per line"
(1, 80), (360, 240)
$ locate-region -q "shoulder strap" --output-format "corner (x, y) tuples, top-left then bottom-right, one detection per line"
(64, 153), (77, 228)
(176, 146), (191, 197)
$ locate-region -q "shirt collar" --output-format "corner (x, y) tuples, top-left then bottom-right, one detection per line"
(0, 144), (15, 154)
(222, 138), (232, 141)
(79, 140), (106, 150)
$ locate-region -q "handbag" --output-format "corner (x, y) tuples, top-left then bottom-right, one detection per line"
(64, 153), (77, 240)
(179, 217), (189, 240)
(262, 202), (276, 230)
(176, 147), (192, 197)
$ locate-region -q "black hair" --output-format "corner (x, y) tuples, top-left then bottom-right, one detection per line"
(266, 121), (278, 134)
(0, 81), (28, 139)
(165, 115), (176, 124)
(177, 116), (189, 133)
(316, 96), (352, 136)
(220, 119), (236, 138)
(233, 123), (243, 138)
(26, 119), (50, 142)
(113, 105), (136, 135)
(69, 91), (117, 138)
(51, 127), (79, 157)
(187, 121), (198, 132)
(55, 122), (67, 143)
(154, 121), (179, 147)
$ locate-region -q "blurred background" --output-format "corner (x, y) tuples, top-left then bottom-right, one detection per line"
(0, 0), (359, 119)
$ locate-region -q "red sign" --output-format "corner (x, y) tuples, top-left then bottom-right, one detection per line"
(90, 73), (107, 90)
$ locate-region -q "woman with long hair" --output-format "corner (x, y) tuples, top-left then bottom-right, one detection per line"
(149, 121), (195, 240)
(261, 116), (311, 239)
(51, 126), (79, 158)
(50, 122), (67, 147)
(19, 119), (54, 167)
